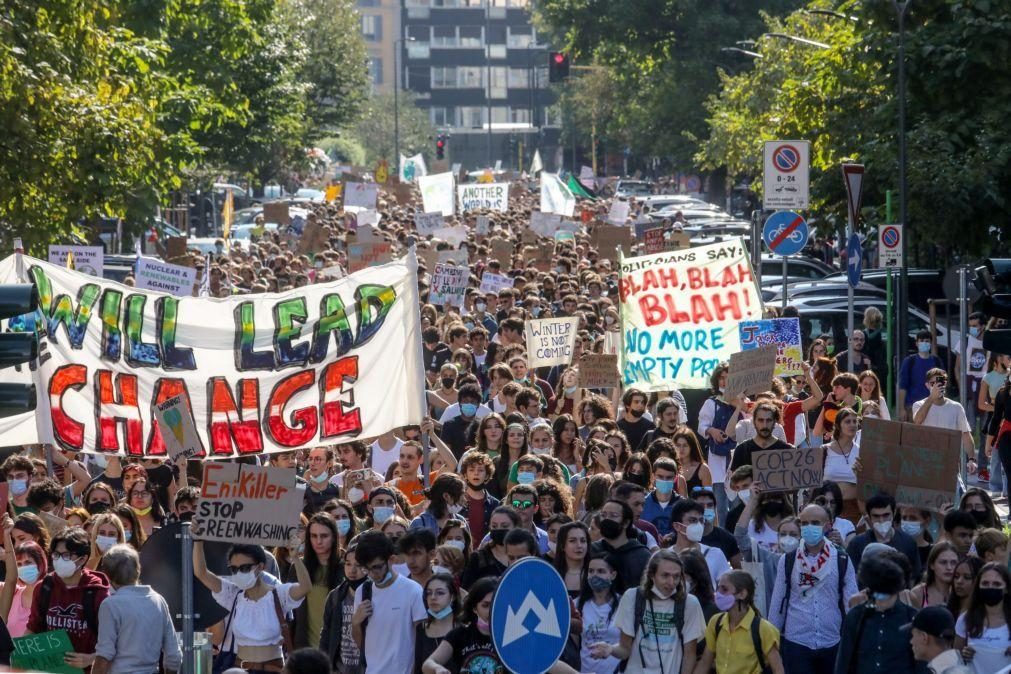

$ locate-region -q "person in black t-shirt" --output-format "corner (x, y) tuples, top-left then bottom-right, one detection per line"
(728, 401), (794, 472)
(693, 487), (741, 568)
(422, 326), (452, 375)
(616, 387), (654, 451)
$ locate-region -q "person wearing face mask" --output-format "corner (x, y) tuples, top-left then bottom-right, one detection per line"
(692, 488), (742, 570)
(847, 493), (922, 588)
(617, 388), (655, 452)
(91, 544), (181, 674)
(1, 454), (36, 516)
(953, 563), (1011, 674)
(438, 384), (485, 458)
(768, 503), (858, 674)
(86, 513), (126, 571)
(82, 482), (117, 517)
(457, 453), (497, 543)
(898, 329), (945, 422)
(26, 528), (111, 670)
(667, 500), (730, 591)
(698, 364), (737, 525)
(0, 517), (46, 638)
(365, 487), (400, 532)
(427, 363), (460, 421)
(641, 457), (681, 538)
(723, 466), (754, 533)
(303, 446), (341, 516)
(351, 530), (426, 674)
(194, 539), (311, 673)
(693, 570), (785, 674)
(320, 542), (367, 674)
(590, 499), (651, 595)
(410, 473), (467, 536)
(578, 553), (621, 674)
(171, 486), (200, 524)
(833, 554), (919, 674)
(414, 573), (460, 673)
(589, 549), (704, 674)
(461, 507), (516, 589)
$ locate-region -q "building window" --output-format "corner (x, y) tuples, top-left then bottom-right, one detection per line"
(432, 67), (457, 88)
(488, 67), (507, 98)
(368, 57), (384, 86)
(507, 26), (532, 48)
(490, 107), (509, 124)
(459, 107), (485, 128)
(361, 15), (382, 42)
(459, 25), (483, 48)
(433, 0), (461, 6)
(431, 107), (452, 126)
(458, 66), (483, 88)
(405, 0), (431, 6)
(510, 108), (531, 124)
(432, 25), (457, 47)
(508, 68), (529, 88)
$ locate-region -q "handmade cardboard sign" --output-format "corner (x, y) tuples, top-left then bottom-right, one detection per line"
(590, 225), (633, 256)
(154, 394), (203, 462)
(579, 354), (620, 389)
(12, 631), (80, 674)
(739, 318), (804, 376)
(753, 445), (824, 493)
(858, 418), (961, 511)
(263, 202), (290, 225)
(48, 246), (103, 277)
(135, 257), (197, 297)
(429, 263), (468, 308)
(193, 464), (304, 546)
(726, 344), (779, 398)
(526, 317), (580, 368)
(478, 272), (514, 295)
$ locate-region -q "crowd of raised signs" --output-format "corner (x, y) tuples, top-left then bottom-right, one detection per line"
(3, 176), (1011, 674)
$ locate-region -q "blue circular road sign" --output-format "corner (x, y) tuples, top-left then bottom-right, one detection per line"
(492, 558), (571, 673)
(763, 211), (809, 257)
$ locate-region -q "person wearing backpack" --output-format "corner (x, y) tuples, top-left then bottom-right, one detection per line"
(768, 503), (858, 674)
(26, 527), (111, 670)
(693, 570), (784, 674)
(589, 549), (705, 674)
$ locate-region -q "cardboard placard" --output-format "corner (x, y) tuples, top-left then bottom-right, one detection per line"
(491, 239), (513, 268)
(297, 220), (329, 255)
(263, 202), (290, 225)
(432, 225), (468, 248)
(135, 257), (197, 297)
(47, 245), (104, 277)
(344, 182), (379, 209)
(348, 241), (393, 273)
(429, 263), (469, 308)
(590, 225), (633, 256)
(526, 317), (580, 368)
(38, 510), (69, 536)
(669, 231), (692, 250)
(607, 201), (630, 225)
(193, 463), (304, 547)
(858, 418), (961, 511)
(437, 248), (470, 267)
(415, 212), (445, 236)
(753, 445), (824, 493)
(154, 394), (204, 462)
(739, 318), (805, 376)
(478, 271), (514, 295)
(725, 344), (779, 398)
(12, 631), (80, 674)
(418, 247), (439, 272)
(643, 228), (666, 254)
(530, 212), (563, 238)
(167, 236), (189, 260)
(476, 215), (491, 236)
(529, 244), (554, 272)
(579, 354), (620, 389)
(458, 183), (509, 212)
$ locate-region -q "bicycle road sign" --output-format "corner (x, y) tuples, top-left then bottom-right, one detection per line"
(763, 140), (810, 209)
(763, 211), (809, 257)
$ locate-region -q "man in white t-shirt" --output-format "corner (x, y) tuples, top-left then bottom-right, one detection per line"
(589, 549), (704, 674)
(669, 500), (730, 588)
(352, 531), (426, 674)
(369, 431), (403, 479)
(912, 367), (977, 474)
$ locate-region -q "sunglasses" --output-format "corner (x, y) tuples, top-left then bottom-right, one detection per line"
(227, 563), (257, 574)
(511, 500), (535, 509)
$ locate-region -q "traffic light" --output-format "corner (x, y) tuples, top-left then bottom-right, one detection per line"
(548, 52), (570, 83)
(974, 260), (1011, 353)
(0, 284), (38, 417)
(435, 134), (446, 160)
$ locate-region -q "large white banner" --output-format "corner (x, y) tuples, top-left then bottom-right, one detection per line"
(419, 172), (456, 216)
(618, 238), (763, 391)
(0, 253), (426, 457)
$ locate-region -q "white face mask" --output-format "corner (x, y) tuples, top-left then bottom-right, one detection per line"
(348, 487), (365, 504)
(778, 535), (800, 554)
(738, 488), (751, 505)
(231, 570), (258, 591)
(651, 585), (674, 600)
(872, 521), (893, 539)
(432, 565), (452, 576)
(53, 557), (79, 579)
(685, 522), (705, 543)
(445, 539), (466, 552)
(447, 503), (463, 517)
(96, 535), (118, 553)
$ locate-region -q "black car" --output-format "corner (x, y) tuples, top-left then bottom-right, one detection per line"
(823, 267), (943, 311)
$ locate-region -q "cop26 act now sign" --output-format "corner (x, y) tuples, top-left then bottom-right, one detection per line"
(618, 238), (763, 391)
(0, 253), (426, 458)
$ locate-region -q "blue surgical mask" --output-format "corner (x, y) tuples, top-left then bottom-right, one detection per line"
(655, 479), (674, 495)
(373, 506), (394, 524)
(801, 524), (825, 547)
(124, 530), (132, 542)
(380, 569), (393, 585)
(336, 519), (351, 537)
(9, 479), (28, 497)
(703, 508), (716, 523)
(970, 326), (981, 338)
(917, 341), (931, 353)
(531, 306), (542, 317)
(460, 403), (478, 417)
(872, 592), (892, 602)
(900, 521), (922, 538)
(17, 564), (39, 585)
(564, 385), (578, 396)
(587, 575), (612, 592)
(310, 471), (329, 484)
(428, 604), (454, 620)
(517, 472), (536, 485)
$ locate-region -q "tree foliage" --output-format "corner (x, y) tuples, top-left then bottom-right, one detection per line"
(350, 90), (436, 166)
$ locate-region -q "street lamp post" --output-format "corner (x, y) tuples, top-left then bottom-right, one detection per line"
(894, 0), (910, 409)
(761, 32), (831, 50)
(393, 36), (415, 172)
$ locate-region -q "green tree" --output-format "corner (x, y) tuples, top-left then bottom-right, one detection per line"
(350, 90), (436, 166)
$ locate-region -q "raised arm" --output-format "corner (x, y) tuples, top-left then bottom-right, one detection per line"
(287, 553), (312, 601)
(192, 540), (222, 594)
(0, 516), (17, 621)
(800, 362), (824, 412)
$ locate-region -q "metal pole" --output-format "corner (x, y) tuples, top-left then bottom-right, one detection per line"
(846, 201), (855, 375)
(751, 211), (762, 286)
(895, 1), (910, 406)
(181, 522), (195, 674)
(959, 265), (968, 495)
(485, 4), (492, 167)
(394, 40), (401, 170)
(781, 256), (787, 311)
(886, 268), (894, 408)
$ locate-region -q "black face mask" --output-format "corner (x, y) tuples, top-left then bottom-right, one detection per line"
(489, 529), (509, 546)
(177, 511), (195, 523)
(347, 576), (368, 590)
(441, 378), (456, 389)
(980, 587), (1005, 607)
(599, 519), (624, 540)
(762, 500), (786, 518)
(628, 408), (645, 418)
(87, 502), (111, 515)
(626, 472), (648, 488)
(970, 509), (990, 525)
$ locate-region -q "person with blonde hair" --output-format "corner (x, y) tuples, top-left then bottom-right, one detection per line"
(86, 513), (126, 571)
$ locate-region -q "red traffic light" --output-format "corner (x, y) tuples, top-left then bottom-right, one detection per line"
(437, 140), (445, 148)
(553, 53), (567, 64)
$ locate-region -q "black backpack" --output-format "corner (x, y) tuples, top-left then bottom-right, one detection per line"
(36, 576), (101, 634)
(780, 548), (849, 620)
(358, 580), (373, 669)
(616, 588), (685, 674)
(713, 612), (771, 674)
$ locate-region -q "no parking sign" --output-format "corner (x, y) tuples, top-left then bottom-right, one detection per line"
(878, 224), (904, 268)
(763, 140), (810, 210)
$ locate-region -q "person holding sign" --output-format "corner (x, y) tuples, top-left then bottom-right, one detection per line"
(0, 515), (45, 638)
(193, 539), (311, 673)
(91, 544), (180, 674)
(820, 408), (862, 525)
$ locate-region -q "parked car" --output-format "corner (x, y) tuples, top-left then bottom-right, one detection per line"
(822, 267), (944, 312)
(766, 280), (886, 304)
(615, 180), (653, 198)
(758, 254), (835, 282)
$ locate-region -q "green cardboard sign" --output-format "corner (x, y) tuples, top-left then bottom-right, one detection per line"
(12, 630), (82, 674)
